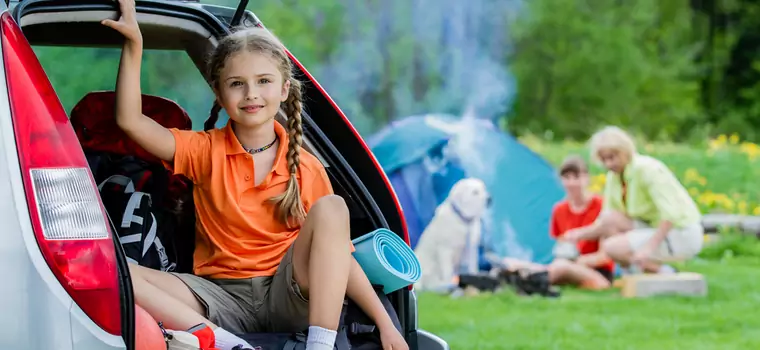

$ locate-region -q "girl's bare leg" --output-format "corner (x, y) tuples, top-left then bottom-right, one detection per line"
(290, 195), (353, 330)
(129, 264), (212, 330)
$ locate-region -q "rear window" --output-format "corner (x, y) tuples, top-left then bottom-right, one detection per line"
(33, 46), (215, 131)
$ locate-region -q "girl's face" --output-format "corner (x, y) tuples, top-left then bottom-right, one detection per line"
(597, 148), (628, 174)
(216, 51), (289, 129)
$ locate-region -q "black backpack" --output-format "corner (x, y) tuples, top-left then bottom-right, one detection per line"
(86, 150), (196, 273)
(238, 285), (403, 350)
(98, 173), (178, 272)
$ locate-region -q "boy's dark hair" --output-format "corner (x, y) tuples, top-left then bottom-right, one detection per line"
(559, 155), (588, 177)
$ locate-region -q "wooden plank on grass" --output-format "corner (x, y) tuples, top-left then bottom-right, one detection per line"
(620, 272), (707, 298)
(702, 214), (744, 233)
(702, 214), (760, 237)
(740, 217), (760, 236)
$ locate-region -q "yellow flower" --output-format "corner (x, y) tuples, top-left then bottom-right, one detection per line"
(709, 134), (727, 152)
(683, 168), (708, 186)
(754, 207), (760, 216)
(739, 142), (760, 161)
(729, 133), (740, 144)
(684, 168), (699, 181)
(697, 191), (714, 206)
(739, 201), (748, 215)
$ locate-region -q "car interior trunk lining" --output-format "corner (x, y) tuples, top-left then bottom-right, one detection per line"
(20, 11), (217, 48)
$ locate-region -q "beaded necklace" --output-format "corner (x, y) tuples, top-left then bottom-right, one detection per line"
(244, 137), (277, 154)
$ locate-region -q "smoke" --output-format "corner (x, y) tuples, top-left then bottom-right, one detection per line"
(315, 0), (522, 133)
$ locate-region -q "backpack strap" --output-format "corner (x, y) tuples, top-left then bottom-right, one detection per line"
(283, 332), (307, 350)
(98, 174), (136, 193)
(121, 192), (151, 229)
(334, 328), (351, 350)
(152, 232), (176, 272)
(141, 212), (158, 258)
(347, 323), (376, 336)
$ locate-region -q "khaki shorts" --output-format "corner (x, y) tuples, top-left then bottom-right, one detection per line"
(626, 220), (704, 261)
(171, 245), (308, 334)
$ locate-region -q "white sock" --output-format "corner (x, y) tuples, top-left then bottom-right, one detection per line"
(306, 326), (337, 350)
(213, 327), (253, 350)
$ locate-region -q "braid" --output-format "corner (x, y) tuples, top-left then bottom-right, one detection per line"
(269, 78), (306, 227)
(204, 102), (222, 131)
(285, 78), (304, 175)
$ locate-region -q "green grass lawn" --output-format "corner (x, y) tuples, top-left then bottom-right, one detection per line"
(416, 137), (760, 349)
(418, 235), (760, 349)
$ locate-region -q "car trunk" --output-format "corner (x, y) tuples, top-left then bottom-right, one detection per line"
(10, 0), (417, 348)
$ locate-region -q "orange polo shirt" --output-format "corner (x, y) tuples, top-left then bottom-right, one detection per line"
(164, 120), (334, 279)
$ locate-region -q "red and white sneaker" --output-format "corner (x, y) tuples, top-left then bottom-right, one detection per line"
(187, 324), (220, 350)
(164, 323), (219, 350)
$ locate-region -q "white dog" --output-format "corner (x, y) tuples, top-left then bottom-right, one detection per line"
(414, 177), (491, 292)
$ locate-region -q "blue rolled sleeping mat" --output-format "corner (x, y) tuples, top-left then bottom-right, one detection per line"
(351, 228), (422, 294)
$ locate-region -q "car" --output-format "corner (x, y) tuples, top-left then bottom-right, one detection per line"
(0, 0), (449, 349)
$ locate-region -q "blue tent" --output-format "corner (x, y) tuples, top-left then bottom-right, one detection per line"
(369, 114), (566, 264)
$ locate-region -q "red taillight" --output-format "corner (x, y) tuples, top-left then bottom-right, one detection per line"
(1, 13), (121, 335)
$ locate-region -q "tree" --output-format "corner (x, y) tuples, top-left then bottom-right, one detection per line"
(507, 0), (702, 141)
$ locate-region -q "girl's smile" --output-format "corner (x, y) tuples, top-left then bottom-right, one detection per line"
(240, 104), (264, 114)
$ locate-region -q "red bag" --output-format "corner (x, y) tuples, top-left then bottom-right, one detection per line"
(70, 91), (193, 165)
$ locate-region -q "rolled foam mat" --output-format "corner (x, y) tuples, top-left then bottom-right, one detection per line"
(352, 228), (421, 294)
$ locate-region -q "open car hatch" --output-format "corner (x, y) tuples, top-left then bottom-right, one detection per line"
(5, 1), (447, 349)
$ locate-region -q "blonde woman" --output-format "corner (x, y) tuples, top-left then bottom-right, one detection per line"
(563, 126), (703, 273)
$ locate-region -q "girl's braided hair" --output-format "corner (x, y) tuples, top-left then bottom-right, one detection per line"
(205, 28), (306, 227)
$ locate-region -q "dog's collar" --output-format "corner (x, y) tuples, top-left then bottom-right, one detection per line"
(450, 201), (476, 224)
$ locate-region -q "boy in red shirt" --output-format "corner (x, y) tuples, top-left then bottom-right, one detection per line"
(547, 155), (615, 290)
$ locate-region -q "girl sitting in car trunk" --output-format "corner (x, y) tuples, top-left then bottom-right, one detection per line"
(102, 1), (408, 349)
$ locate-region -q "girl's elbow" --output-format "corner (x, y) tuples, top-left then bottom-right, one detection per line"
(115, 114), (137, 132)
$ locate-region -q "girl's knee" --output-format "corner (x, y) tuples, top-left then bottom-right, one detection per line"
(309, 195), (351, 241)
(311, 195), (349, 218)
